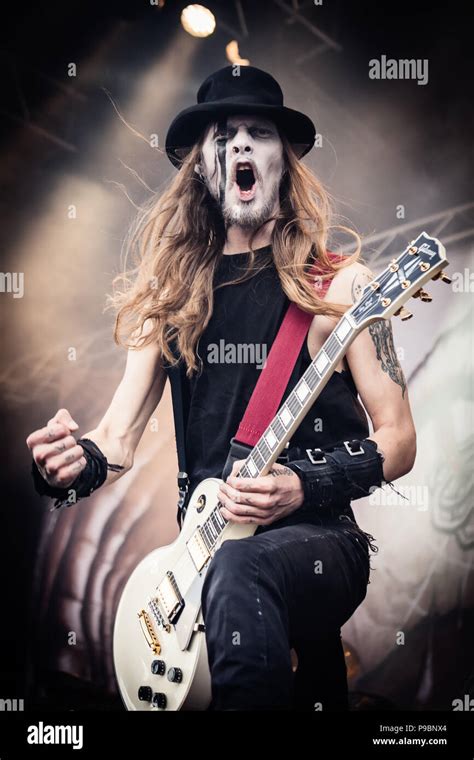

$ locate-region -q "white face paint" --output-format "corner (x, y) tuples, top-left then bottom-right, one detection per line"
(199, 114), (284, 230)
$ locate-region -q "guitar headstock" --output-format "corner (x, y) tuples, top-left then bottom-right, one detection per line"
(351, 231), (450, 327)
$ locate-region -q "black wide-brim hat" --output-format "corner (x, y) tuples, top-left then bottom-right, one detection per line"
(165, 65), (316, 169)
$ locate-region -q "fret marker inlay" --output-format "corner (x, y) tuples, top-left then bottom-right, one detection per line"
(335, 318), (351, 341)
(247, 459), (258, 476)
(265, 430), (277, 448)
(315, 352), (329, 373)
(296, 380), (310, 401)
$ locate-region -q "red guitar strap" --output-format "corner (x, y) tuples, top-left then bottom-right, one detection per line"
(235, 253), (342, 447)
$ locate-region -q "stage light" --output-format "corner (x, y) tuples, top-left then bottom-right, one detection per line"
(181, 5), (216, 38)
(226, 40), (250, 66)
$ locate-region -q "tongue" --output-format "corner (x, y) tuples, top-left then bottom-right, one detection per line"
(237, 185), (256, 201)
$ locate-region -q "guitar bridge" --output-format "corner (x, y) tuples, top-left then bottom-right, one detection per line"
(138, 610), (161, 655)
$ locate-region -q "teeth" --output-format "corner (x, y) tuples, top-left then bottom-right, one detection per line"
(236, 162), (253, 175)
(235, 162), (255, 192)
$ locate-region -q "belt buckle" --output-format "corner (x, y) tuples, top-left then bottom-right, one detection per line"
(306, 447), (326, 465)
(177, 471), (190, 490)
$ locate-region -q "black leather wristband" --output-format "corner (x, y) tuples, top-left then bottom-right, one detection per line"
(286, 438), (385, 511)
(31, 437), (124, 509)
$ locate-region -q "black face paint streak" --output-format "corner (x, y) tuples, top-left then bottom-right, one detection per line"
(215, 118), (228, 207)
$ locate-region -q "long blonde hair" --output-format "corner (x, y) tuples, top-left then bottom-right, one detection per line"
(109, 132), (361, 377)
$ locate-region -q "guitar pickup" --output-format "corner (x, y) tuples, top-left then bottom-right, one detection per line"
(157, 571), (185, 625)
(187, 528), (211, 572)
(148, 598), (171, 633)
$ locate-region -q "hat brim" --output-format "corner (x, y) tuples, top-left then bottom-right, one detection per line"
(165, 100), (316, 169)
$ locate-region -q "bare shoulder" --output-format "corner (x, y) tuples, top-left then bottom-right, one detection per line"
(129, 317), (160, 350)
(308, 259), (375, 365)
(326, 260), (374, 305)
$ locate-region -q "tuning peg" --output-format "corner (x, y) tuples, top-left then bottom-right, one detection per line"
(413, 288), (432, 302)
(433, 271), (452, 284)
(394, 306), (413, 321)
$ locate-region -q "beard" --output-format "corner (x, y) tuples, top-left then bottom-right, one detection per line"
(222, 190), (278, 229)
(204, 173), (280, 230)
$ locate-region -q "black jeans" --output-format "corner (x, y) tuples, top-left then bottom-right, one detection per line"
(201, 513), (372, 710)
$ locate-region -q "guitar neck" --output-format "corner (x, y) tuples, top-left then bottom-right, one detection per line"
(237, 309), (361, 479)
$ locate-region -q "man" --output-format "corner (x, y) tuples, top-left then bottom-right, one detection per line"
(27, 66), (416, 710)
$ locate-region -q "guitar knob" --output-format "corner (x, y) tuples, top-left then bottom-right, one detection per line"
(433, 271), (452, 284)
(153, 691), (166, 710)
(394, 306), (413, 321)
(152, 692), (167, 709)
(413, 288), (432, 302)
(151, 659), (166, 676)
(137, 685), (153, 702)
(167, 667), (183, 683)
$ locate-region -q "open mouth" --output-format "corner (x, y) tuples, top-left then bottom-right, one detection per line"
(234, 161), (257, 200)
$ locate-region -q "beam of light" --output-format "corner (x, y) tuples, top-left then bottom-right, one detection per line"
(181, 5), (216, 38)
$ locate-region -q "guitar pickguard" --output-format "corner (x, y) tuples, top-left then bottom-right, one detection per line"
(174, 564), (210, 651)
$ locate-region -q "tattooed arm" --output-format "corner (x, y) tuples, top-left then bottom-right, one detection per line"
(332, 262), (417, 482)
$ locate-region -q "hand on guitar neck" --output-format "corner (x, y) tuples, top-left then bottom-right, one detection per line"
(218, 458), (304, 526)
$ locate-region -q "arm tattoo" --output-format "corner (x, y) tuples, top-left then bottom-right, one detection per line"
(369, 320), (407, 397)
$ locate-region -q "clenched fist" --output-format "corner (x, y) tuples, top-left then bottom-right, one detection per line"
(26, 408), (87, 489)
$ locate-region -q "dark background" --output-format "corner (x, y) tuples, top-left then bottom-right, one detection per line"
(0, 0), (472, 711)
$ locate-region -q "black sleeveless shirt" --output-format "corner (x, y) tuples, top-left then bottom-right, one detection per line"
(175, 245), (369, 516)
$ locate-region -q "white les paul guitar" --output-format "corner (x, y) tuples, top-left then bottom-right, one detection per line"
(113, 232), (450, 711)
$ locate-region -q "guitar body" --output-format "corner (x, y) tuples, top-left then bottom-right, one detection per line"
(113, 477), (255, 711)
